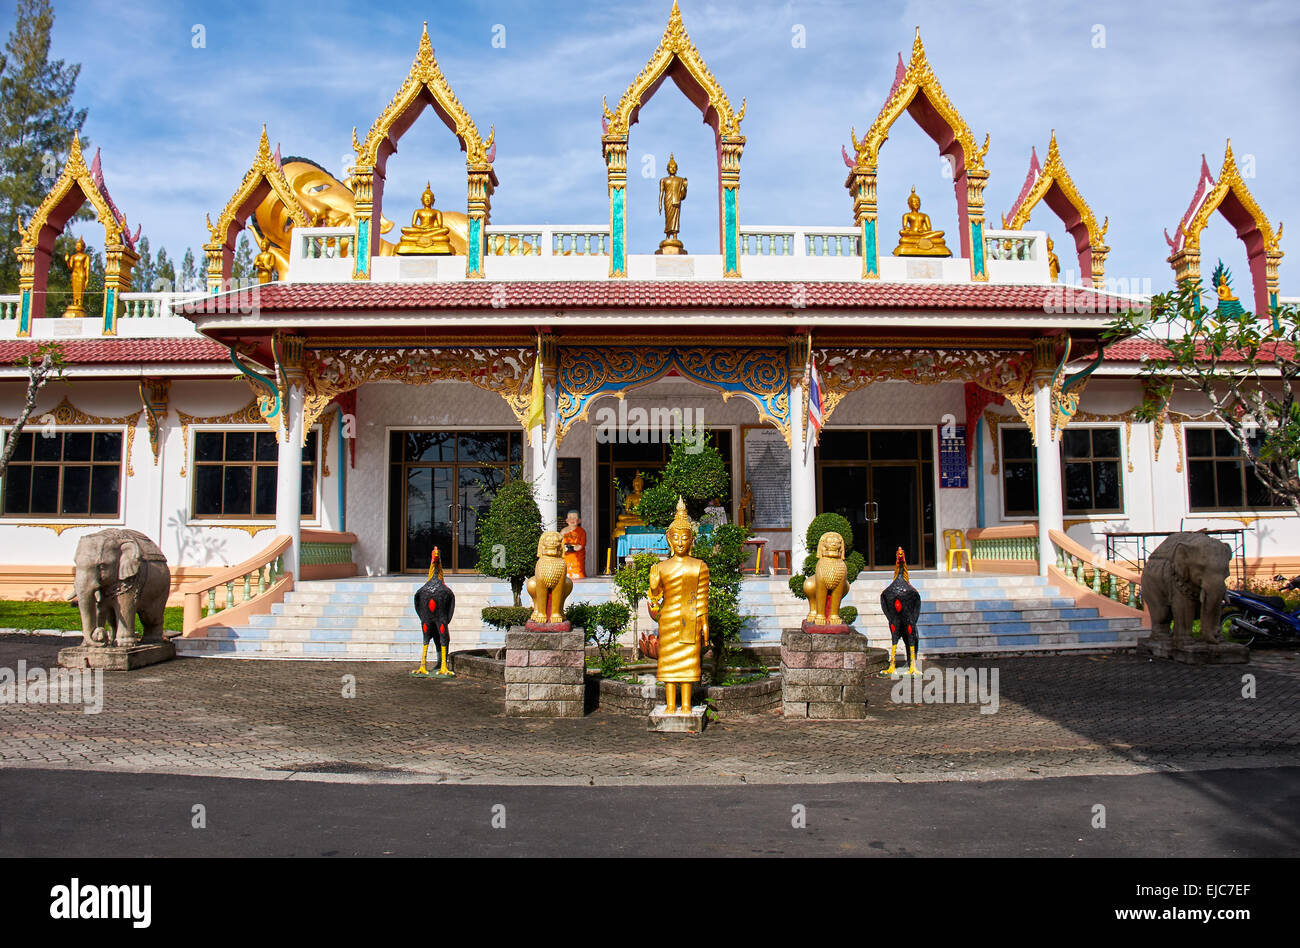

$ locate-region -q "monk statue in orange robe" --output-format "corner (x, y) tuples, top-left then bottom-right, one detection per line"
(560, 509), (586, 579)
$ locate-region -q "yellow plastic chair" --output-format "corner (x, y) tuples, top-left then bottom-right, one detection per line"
(944, 529), (973, 572)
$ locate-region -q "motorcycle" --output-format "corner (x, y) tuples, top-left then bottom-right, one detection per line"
(1219, 574), (1300, 647)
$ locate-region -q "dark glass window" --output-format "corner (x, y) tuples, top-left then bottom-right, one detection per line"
(1001, 428), (1038, 517)
(1062, 427), (1123, 513)
(193, 429), (318, 518)
(1186, 428), (1286, 510)
(2, 430), (123, 517)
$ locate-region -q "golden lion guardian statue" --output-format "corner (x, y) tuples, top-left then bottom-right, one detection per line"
(526, 531), (573, 625)
(803, 531), (849, 626)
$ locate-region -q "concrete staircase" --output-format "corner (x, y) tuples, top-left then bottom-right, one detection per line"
(175, 571), (1144, 661)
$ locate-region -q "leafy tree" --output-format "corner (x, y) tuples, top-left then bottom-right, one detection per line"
(1105, 280), (1300, 516)
(0, 0), (86, 293)
(232, 233), (254, 283)
(566, 600), (630, 677)
(153, 246), (175, 292)
(133, 235), (154, 291)
(474, 477), (542, 607)
(789, 511), (866, 603)
(180, 248), (198, 292)
(691, 522), (752, 680)
(634, 433), (731, 528)
(0, 340), (66, 480)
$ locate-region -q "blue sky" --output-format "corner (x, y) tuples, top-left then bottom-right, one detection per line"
(8, 0), (1298, 293)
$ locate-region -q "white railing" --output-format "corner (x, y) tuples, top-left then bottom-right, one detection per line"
(484, 226), (611, 257)
(120, 291), (202, 318)
(985, 231), (1040, 262)
(299, 227), (353, 260)
(739, 226), (861, 258)
(0, 295), (18, 320)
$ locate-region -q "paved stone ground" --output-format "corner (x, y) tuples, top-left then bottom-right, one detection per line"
(2, 634), (1298, 784)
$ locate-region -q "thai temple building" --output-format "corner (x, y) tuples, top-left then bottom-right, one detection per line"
(0, 5), (1293, 658)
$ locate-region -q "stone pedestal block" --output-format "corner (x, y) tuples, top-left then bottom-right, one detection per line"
(1138, 633), (1249, 665)
(504, 626), (586, 717)
(801, 619), (851, 635)
(648, 704), (706, 733)
(57, 641), (176, 671)
(780, 628), (885, 720)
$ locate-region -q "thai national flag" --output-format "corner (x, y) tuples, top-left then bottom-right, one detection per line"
(807, 357), (825, 437)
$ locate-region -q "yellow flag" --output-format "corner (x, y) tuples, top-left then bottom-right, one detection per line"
(526, 349), (544, 436)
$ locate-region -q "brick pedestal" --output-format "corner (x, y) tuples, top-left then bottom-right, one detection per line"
(504, 625), (586, 717)
(780, 628), (884, 720)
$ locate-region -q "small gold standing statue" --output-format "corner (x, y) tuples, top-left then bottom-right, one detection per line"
(254, 234), (278, 284)
(647, 498), (710, 714)
(396, 182), (454, 255)
(892, 187), (951, 257)
(612, 472), (647, 540)
(657, 154), (688, 255)
(63, 237), (90, 318)
(803, 531), (849, 626)
(1046, 236), (1060, 282)
(527, 530), (573, 625)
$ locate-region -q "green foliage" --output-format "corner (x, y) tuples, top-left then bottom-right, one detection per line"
(634, 481), (679, 530)
(839, 606), (858, 625)
(567, 599), (631, 678)
(692, 522), (752, 678)
(807, 512), (854, 554)
(660, 432), (730, 517)
(613, 551), (659, 610)
(480, 606), (530, 630)
(474, 478), (542, 607)
(232, 233), (255, 283)
(1104, 280), (1300, 514)
(0, 0), (87, 295)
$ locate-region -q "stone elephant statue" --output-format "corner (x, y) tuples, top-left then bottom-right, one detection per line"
(73, 528), (172, 648)
(1140, 532), (1232, 645)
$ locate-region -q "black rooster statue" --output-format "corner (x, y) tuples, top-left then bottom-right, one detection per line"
(880, 546), (921, 676)
(413, 547), (456, 678)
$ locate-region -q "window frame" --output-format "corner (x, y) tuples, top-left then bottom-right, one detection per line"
(1060, 425), (1125, 516)
(187, 425), (322, 524)
(0, 426), (127, 522)
(1184, 424), (1290, 513)
(999, 425), (1039, 518)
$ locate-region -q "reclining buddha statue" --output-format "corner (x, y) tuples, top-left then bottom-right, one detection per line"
(892, 187), (952, 258)
(396, 183), (454, 255)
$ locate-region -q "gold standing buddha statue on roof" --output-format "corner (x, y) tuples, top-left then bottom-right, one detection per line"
(63, 237), (90, 318)
(396, 182), (454, 255)
(892, 187), (951, 257)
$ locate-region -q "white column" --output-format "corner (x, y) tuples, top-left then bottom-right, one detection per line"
(276, 382), (304, 579)
(531, 378), (558, 531)
(1033, 378), (1062, 576)
(789, 378), (817, 565)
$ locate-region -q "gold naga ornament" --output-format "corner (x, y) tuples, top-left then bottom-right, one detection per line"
(892, 186), (951, 257)
(63, 237), (91, 317)
(657, 154), (688, 255)
(527, 531), (573, 626)
(647, 498), (710, 715)
(803, 531), (849, 627)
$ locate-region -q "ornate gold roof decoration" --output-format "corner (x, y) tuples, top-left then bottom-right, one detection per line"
(601, 0), (745, 140)
(1178, 140), (1281, 255)
(175, 398), (272, 478)
(353, 23), (495, 168)
(0, 395), (141, 477)
(19, 132), (127, 253)
(205, 127), (310, 246)
(848, 28), (988, 173)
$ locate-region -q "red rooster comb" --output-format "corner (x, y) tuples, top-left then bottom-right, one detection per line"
(427, 547), (444, 582)
(894, 547), (910, 582)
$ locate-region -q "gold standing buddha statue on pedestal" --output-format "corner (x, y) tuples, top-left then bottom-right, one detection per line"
(647, 498), (710, 715)
(254, 234), (278, 284)
(62, 237), (90, 318)
(656, 154), (688, 255)
(892, 187), (951, 257)
(396, 182), (454, 255)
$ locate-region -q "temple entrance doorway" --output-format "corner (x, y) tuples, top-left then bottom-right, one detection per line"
(597, 431), (733, 571)
(816, 429), (936, 569)
(387, 429), (524, 573)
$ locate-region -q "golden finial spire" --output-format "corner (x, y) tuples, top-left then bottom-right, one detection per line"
(668, 495), (694, 534)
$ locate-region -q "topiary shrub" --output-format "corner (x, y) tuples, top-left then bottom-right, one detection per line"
(481, 605), (531, 630)
(692, 522), (753, 681)
(635, 482), (679, 530)
(475, 478), (543, 607)
(790, 513), (864, 601)
(839, 606), (858, 625)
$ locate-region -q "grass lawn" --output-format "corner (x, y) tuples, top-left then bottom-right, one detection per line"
(0, 599), (185, 633)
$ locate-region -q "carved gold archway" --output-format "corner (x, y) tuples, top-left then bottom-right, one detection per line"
(14, 133), (140, 335)
(1166, 140), (1284, 316)
(601, 1), (746, 278)
(204, 128), (310, 293)
(845, 29), (991, 281)
(349, 24), (497, 280)
(1003, 132), (1110, 290)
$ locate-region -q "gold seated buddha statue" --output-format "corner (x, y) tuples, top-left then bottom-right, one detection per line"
(612, 473), (647, 540)
(892, 187), (952, 257)
(396, 183), (454, 255)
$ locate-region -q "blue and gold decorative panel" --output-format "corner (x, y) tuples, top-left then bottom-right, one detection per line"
(353, 219), (371, 278)
(467, 217), (482, 277)
(18, 290), (31, 336)
(723, 188), (739, 276)
(610, 189), (626, 277)
(863, 218), (878, 278)
(557, 345), (789, 445)
(102, 288), (117, 335)
(971, 220), (985, 279)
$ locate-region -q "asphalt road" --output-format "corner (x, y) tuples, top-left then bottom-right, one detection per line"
(1, 765), (1296, 858)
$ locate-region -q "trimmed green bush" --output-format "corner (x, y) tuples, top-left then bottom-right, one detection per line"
(481, 605), (531, 630)
(839, 606), (859, 625)
(567, 600), (631, 677)
(790, 513), (864, 601)
(475, 478), (543, 607)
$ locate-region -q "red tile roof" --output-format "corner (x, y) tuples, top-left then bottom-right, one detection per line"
(1105, 338), (1294, 363)
(0, 337), (230, 364)
(182, 280), (1140, 314)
